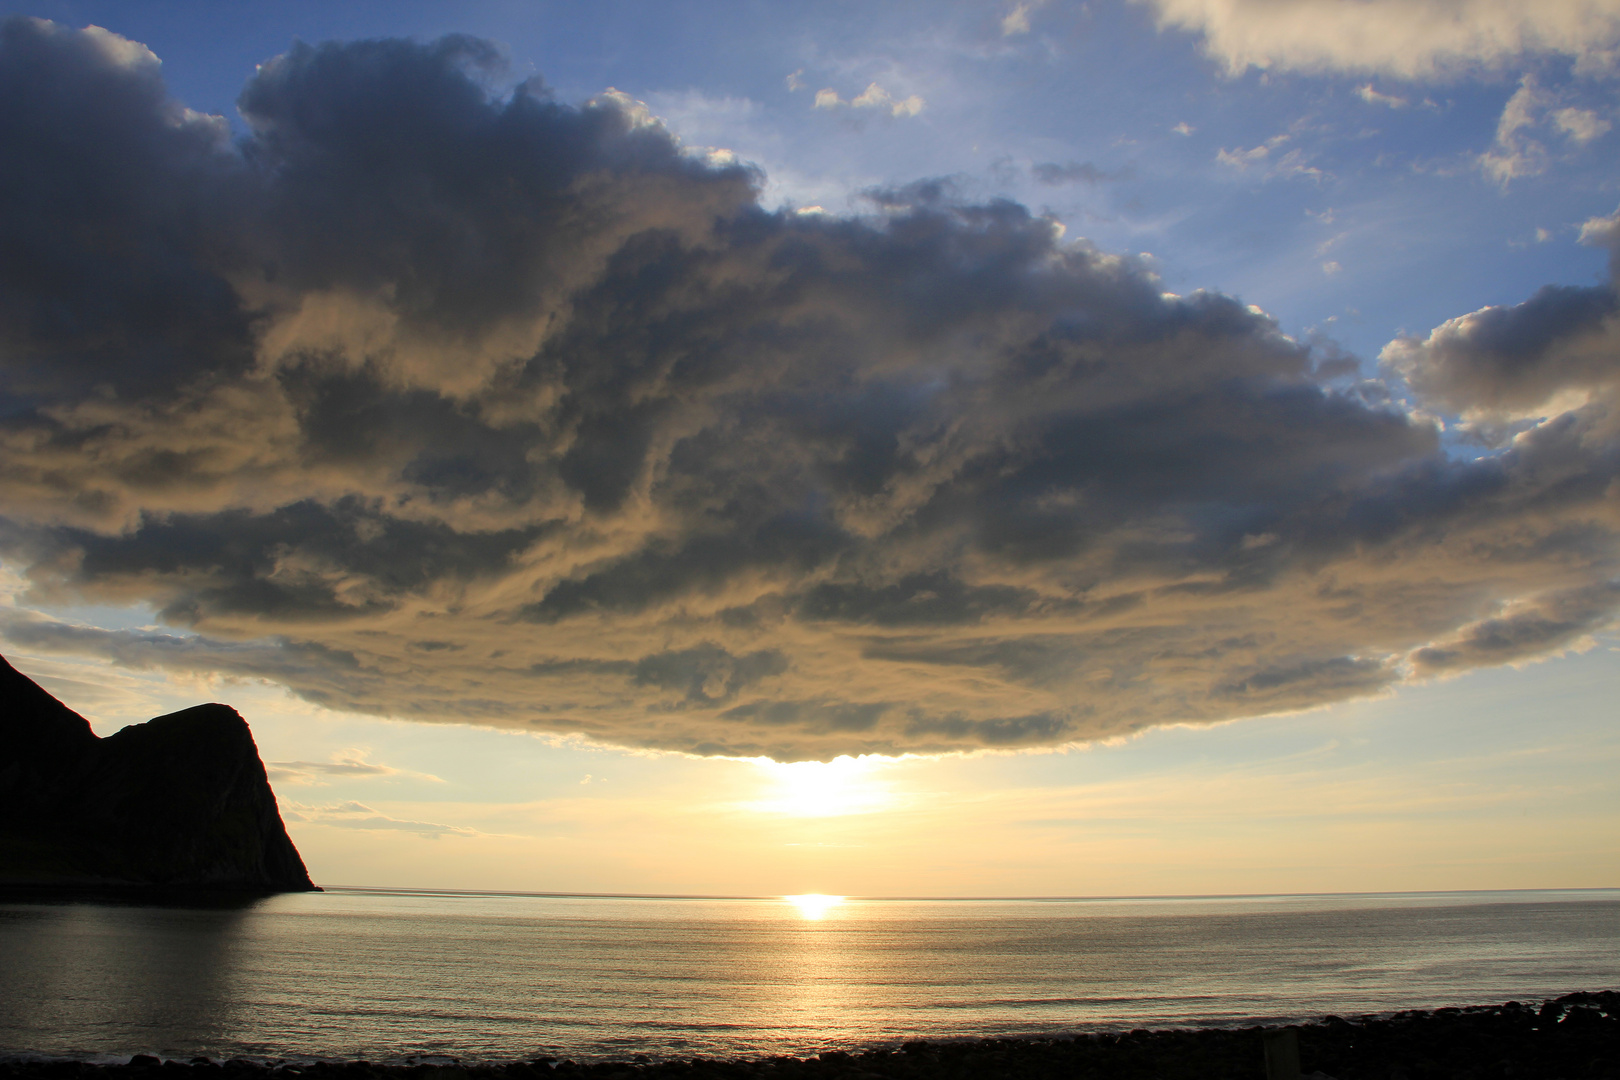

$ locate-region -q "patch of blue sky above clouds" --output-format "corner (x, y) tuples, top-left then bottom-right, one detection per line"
(2, 0), (1617, 891)
(23, 1), (1616, 347)
(14, 0), (1611, 367)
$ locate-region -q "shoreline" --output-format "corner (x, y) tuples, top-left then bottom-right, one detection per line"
(2, 992), (1615, 1080)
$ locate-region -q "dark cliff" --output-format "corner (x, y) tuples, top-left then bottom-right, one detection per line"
(0, 654), (317, 892)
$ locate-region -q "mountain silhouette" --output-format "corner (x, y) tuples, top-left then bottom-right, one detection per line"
(0, 654), (316, 892)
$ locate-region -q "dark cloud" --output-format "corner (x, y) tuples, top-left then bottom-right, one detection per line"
(2, 20), (1618, 760)
(632, 643), (789, 705)
(0, 19), (254, 400)
(1410, 582), (1620, 675)
(798, 572), (1041, 626)
(1384, 284), (1619, 416)
(1384, 207), (1620, 424)
(1216, 656), (1391, 709)
(903, 711), (1075, 747)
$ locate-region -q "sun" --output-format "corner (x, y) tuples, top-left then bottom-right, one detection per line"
(783, 894), (845, 920)
(753, 755), (892, 817)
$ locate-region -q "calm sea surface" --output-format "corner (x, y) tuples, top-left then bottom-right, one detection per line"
(1, 889), (1616, 1063)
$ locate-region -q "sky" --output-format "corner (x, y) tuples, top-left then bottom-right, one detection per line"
(0, 0), (1616, 896)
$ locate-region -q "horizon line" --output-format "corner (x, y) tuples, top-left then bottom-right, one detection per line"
(319, 885), (1620, 903)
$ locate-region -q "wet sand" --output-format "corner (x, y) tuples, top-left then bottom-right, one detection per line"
(2, 992), (1615, 1080)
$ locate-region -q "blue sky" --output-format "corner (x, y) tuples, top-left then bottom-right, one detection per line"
(22, 0), (1619, 360)
(1, 0), (1617, 893)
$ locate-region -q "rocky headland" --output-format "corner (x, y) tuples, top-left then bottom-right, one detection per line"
(0, 654), (316, 893)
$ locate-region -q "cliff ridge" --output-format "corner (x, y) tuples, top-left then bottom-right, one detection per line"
(0, 654), (317, 892)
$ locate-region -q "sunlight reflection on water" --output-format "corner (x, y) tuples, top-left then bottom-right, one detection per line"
(1, 890), (1616, 1063)
(784, 894), (845, 920)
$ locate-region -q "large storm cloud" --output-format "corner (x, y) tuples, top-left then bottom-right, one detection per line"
(2, 18), (1617, 760)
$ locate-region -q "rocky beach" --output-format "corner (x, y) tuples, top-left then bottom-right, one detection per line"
(2, 993), (1615, 1080)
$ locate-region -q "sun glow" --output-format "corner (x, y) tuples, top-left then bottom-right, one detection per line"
(753, 756), (894, 817)
(783, 893), (845, 920)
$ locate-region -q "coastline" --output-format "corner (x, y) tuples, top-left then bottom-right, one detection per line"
(0, 884), (321, 907)
(2, 993), (1615, 1080)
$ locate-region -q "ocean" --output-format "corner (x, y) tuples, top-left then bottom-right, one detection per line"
(2, 889), (1616, 1064)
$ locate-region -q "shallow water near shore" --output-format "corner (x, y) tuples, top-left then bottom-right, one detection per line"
(1, 889), (1616, 1064)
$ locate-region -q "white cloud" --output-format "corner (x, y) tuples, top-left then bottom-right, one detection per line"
(1172, 121), (1196, 135)
(1579, 204), (1620, 247)
(814, 83), (925, 118)
(587, 87), (659, 130)
(1478, 76), (1553, 185)
(853, 82), (926, 117)
(1140, 0), (1620, 78)
(851, 83), (888, 108)
(1002, 1), (1047, 36)
(785, 69), (805, 92)
(1553, 106), (1611, 143)
(80, 23), (161, 71)
(1357, 84), (1409, 108)
(1475, 81), (1611, 183)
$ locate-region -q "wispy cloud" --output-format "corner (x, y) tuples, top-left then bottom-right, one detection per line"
(1479, 76), (1554, 184)
(1029, 160), (1124, 185)
(283, 801), (478, 838)
(268, 750), (445, 786)
(1216, 133), (1323, 180)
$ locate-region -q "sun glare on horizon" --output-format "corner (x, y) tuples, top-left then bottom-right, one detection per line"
(783, 893), (845, 919)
